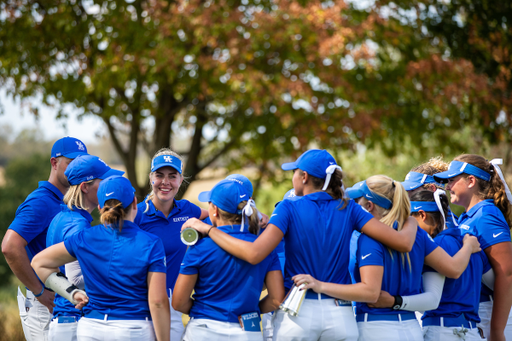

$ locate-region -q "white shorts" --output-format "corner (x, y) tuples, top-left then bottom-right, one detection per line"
(357, 314), (422, 341)
(77, 316), (156, 341)
(273, 296), (358, 341)
(423, 325), (485, 341)
(49, 316), (78, 341)
(478, 299), (512, 340)
(262, 312), (274, 341)
(169, 291), (185, 340)
(182, 317), (263, 341)
(17, 287), (52, 341)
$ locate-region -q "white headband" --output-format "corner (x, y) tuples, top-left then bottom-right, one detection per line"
(433, 189), (447, 230)
(240, 198), (256, 232)
(323, 165), (343, 191)
(490, 159), (512, 205)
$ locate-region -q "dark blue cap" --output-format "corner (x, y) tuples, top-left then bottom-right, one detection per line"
(151, 155), (182, 174)
(65, 155), (124, 186)
(225, 174), (253, 197)
(401, 171), (443, 191)
(198, 179), (251, 214)
(281, 149), (337, 179)
(434, 160), (491, 183)
(51, 137), (88, 159)
(97, 176), (135, 209)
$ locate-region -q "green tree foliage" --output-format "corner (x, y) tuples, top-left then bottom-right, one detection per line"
(0, 153), (50, 286)
(1, 0), (510, 196)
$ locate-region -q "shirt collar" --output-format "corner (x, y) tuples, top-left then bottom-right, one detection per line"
(217, 224), (247, 234)
(304, 191), (334, 201)
(461, 199), (494, 219)
(39, 181), (64, 201)
(143, 198), (183, 218)
(71, 205), (94, 223)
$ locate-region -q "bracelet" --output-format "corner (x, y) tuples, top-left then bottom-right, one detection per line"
(207, 226), (216, 236)
(34, 286), (45, 298)
(392, 295), (403, 310)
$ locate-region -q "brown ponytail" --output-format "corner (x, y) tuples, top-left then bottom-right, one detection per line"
(100, 199), (130, 232)
(217, 201), (260, 235)
(455, 154), (512, 227)
(297, 168), (348, 209)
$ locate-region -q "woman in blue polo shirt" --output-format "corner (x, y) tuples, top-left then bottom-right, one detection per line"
(135, 148), (208, 340)
(294, 176), (481, 341)
(172, 179), (284, 340)
(32, 176), (169, 341)
(434, 154), (512, 341)
(182, 149), (427, 341)
(45, 154), (124, 341)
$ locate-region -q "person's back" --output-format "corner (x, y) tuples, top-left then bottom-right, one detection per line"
(182, 224), (280, 323)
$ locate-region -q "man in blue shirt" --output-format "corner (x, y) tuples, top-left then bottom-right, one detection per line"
(1, 136), (87, 341)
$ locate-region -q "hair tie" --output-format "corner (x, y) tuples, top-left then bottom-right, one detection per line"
(323, 165), (342, 191)
(433, 189), (447, 230)
(490, 159), (512, 205)
(392, 181), (396, 188)
(240, 199), (256, 232)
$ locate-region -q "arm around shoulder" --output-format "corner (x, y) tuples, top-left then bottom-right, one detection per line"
(360, 216), (417, 253)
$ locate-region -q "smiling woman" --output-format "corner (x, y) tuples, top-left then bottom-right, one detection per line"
(134, 148), (208, 341)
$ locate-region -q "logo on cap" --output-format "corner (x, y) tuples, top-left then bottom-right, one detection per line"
(164, 156), (172, 163)
(76, 141), (85, 151)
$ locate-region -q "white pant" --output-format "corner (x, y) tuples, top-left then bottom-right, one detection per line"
(17, 287), (52, 341)
(357, 318), (422, 341)
(169, 291), (185, 340)
(49, 317), (78, 341)
(262, 312), (274, 341)
(423, 325), (485, 341)
(273, 298), (358, 341)
(182, 318), (263, 341)
(478, 300), (512, 340)
(77, 317), (156, 341)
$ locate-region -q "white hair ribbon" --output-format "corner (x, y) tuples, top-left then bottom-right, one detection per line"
(240, 198), (256, 232)
(490, 159), (512, 205)
(323, 165), (343, 191)
(433, 189), (447, 230)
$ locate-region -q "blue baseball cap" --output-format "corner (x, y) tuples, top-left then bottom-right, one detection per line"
(97, 176), (136, 209)
(225, 174), (253, 197)
(401, 172), (443, 191)
(198, 179), (251, 214)
(151, 155), (182, 174)
(51, 137), (88, 159)
(434, 160), (491, 183)
(346, 181), (365, 199)
(65, 155), (125, 186)
(281, 149), (338, 179)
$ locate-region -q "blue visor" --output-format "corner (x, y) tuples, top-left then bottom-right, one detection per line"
(434, 160), (491, 183)
(410, 201), (440, 213)
(151, 155), (182, 174)
(346, 181), (365, 200)
(360, 181), (393, 210)
(401, 172), (443, 191)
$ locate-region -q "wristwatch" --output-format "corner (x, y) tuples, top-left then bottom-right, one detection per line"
(392, 295), (403, 310)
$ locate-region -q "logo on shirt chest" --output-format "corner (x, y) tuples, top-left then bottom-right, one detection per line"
(460, 224), (471, 230)
(173, 216), (189, 223)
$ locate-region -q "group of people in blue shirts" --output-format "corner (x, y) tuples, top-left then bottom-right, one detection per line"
(2, 136), (512, 341)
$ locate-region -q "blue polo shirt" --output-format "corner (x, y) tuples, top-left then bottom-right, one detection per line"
(458, 199), (510, 301)
(269, 193), (373, 290)
(423, 227), (491, 323)
(355, 226), (438, 316)
(135, 198), (202, 293)
(9, 181), (64, 261)
(46, 205), (93, 318)
(180, 224), (280, 323)
(64, 221), (166, 318)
